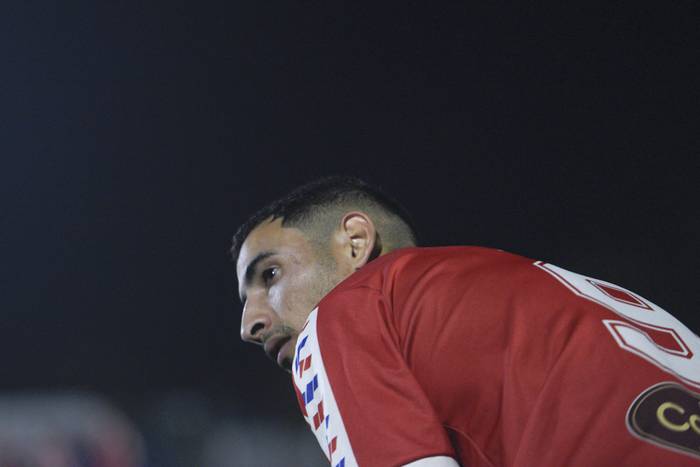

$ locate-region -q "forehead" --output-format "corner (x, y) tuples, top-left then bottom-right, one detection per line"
(236, 217), (312, 278)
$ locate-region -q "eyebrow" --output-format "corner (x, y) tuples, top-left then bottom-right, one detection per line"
(239, 250), (275, 305)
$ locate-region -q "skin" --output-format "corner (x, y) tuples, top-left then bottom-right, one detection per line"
(237, 213), (379, 372)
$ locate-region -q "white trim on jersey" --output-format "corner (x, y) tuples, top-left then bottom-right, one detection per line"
(403, 456), (460, 467)
(292, 307), (359, 467)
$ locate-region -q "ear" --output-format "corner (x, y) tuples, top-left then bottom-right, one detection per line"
(337, 211), (377, 270)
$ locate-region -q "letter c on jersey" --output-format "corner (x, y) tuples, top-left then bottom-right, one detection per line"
(657, 402), (690, 432)
(628, 382), (700, 459)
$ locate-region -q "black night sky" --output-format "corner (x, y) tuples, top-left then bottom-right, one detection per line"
(1, 1), (698, 425)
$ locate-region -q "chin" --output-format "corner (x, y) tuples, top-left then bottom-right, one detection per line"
(279, 335), (299, 373)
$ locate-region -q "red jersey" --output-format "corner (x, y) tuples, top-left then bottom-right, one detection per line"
(291, 247), (700, 466)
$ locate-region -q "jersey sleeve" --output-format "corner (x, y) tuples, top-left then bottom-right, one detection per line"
(291, 287), (456, 467)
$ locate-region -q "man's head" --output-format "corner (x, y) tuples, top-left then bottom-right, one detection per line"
(232, 176), (417, 371)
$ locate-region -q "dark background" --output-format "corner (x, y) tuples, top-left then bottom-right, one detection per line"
(1, 1), (698, 463)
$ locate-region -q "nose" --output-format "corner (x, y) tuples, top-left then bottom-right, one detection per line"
(240, 301), (273, 345)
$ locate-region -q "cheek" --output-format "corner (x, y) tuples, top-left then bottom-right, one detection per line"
(275, 270), (323, 326)
(267, 277), (305, 314)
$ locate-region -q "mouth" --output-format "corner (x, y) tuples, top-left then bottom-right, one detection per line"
(263, 334), (293, 370)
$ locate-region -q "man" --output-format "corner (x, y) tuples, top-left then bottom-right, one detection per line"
(233, 176), (700, 467)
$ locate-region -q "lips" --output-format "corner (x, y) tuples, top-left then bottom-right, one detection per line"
(263, 334), (292, 366)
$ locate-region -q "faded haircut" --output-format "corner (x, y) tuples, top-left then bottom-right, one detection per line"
(230, 176), (419, 263)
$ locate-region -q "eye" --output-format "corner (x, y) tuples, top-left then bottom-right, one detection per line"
(261, 267), (279, 285)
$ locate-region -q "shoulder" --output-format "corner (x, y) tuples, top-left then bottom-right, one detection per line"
(330, 245), (533, 293)
(323, 246), (539, 311)
(314, 245), (538, 331)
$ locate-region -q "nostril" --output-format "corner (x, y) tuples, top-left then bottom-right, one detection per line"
(250, 321), (265, 338)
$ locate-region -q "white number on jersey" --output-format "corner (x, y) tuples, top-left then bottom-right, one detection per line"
(536, 262), (700, 388)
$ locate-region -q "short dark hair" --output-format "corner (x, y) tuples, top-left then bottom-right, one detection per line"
(231, 176), (419, 262)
